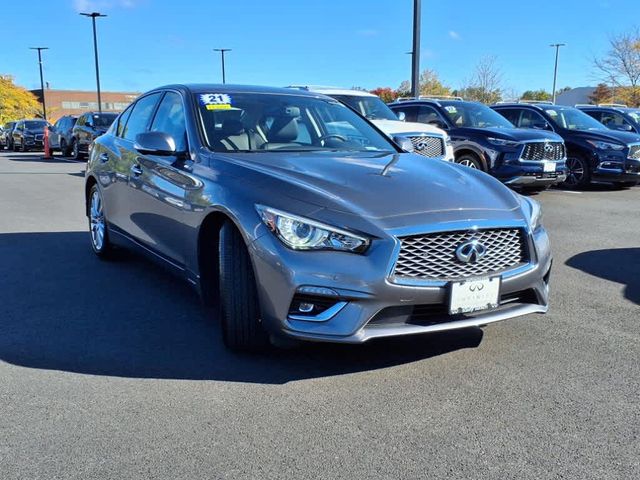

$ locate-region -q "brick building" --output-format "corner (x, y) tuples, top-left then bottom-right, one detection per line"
(30, 89), (139, 121)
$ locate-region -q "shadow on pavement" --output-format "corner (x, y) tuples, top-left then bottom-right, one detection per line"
(1, 151), (78, 164)
(566, 248), (640, 305)
(0, 231), (483, 383)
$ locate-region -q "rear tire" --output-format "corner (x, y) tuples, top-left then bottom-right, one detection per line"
(456, 152), (484, 170)
(218, 221), (269, 351)
(564, 155), (591, 188)
(88, 184), (113, 258)
(60, 138), (71, 157)
(72, 139), (82, 160)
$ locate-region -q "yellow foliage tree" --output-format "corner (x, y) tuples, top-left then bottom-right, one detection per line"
(0, 75), (41, 124)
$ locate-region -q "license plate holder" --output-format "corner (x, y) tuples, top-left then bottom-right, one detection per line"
(449, 276), (501, 315)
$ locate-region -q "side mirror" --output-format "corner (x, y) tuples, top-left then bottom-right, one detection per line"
(396, 111), (406, 121)
(532, 122), (551, 131)
(135, 131), (178, 156)
(392, 135), (414, 152)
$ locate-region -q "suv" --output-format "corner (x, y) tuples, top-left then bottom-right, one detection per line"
(71, 112), (118, 159)
(576, 104), (640, 134)
(388, 98), (567, 190)
(49, 115), (78, 156)
(288, 86), (454, 162)
(11, 119), (49, 152)
(492, 103), (640, 188)
(0, 121), (16, 150)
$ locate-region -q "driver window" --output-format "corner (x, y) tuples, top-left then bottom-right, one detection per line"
(150, 92), (187, 151)
(519, 110), (546, 128)
(417, 106), (442, 125)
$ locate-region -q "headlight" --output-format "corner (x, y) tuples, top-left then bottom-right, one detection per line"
(256, 205), (370, 253)
(487, 137), (521, 147)
(586, 140), (625, 151)
(522, 197), (543, 231)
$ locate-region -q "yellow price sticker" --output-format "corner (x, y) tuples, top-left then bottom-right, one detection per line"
(206, 104), (232, 110)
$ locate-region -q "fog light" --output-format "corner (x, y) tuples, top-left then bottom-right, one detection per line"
(298, 302), (315, 313)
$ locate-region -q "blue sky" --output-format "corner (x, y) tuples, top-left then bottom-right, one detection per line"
(1, 0), (638, 94)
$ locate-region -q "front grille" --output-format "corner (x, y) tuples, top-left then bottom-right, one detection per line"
(393, 228), (527, 281)
(521, 142), (564, 161)
(629, 144), (640, 160)
(407, 135), (445, 158)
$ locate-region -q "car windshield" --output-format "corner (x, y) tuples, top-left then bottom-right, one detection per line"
(24, 121), (47, 130)
(196, 92), (397, 153)
(627, 110), (640, 124)
(91, 114), (117, 127)
(543, 107), (607, 131)
(328, 94), (399, 121)
(440, 102), (514, 128)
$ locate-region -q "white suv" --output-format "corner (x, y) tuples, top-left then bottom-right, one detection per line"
(288, 86), (454, 162)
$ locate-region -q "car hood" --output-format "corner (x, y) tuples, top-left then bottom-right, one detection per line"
(566, 128), (640, 145)
(372, 119), (446, 137)
(216, 151), (522, 231)
(455, 127), (562, 142)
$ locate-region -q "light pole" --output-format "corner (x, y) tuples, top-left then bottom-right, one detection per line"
(410, 0), (421, 98)
(214, 48), (231, 84)
(80, 12), (107, 113)
(550, 43), (565, 104)
(29, 47), (49, 120)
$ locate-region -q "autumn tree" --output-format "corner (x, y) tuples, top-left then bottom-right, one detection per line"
(370, 87), (398, 103)
(0, 75), (41, 124)
(593, 28), (640, 106)
(521, 89), (552, 101)
(459, 56), (503, 104)
(397, 69), (452, 98)
(589, 83), (613, 104)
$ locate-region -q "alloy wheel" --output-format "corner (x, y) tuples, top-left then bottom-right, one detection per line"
(565, 157), (584, 186)
(89, 189), (105, 251)
(458, 158), (478, 169)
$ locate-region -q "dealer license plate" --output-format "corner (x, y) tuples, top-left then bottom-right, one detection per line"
(543, 162), (555, 173)
(449, 276), (501, 315)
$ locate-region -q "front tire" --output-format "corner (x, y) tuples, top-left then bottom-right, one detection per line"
(72, 139), (82, 160)
(218, 221), (269, 351)
(456, 152), (484, 170)
(88, 184), (112, 258)
(564, 155), (591, 188)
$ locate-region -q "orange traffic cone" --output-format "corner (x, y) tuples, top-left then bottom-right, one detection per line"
(43, 127), (53, 159)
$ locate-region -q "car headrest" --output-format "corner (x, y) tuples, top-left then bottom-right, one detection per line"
(268, 117), (299, 142)
(221, 119), (245, 136)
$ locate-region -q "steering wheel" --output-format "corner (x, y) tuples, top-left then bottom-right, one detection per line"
(319, 134), (348, 145)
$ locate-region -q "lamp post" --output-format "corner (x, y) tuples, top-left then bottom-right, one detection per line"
(214, 49), (231, 84)
(410, 0), (421, 98)
(80, 12), (107, 113)
(550, 43), (566, 104)
(29, 47), (49, 120)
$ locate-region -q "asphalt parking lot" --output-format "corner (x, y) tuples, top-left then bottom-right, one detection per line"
(1, 150), (638, 479)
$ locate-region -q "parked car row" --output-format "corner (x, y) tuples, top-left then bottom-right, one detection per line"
(1, 112), (117, 158)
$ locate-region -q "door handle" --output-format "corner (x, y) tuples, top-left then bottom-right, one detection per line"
(130, 164), (143, 176)
(99, 152), (109, 163)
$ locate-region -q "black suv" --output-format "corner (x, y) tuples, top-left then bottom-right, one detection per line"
(0, 121), (16, 150)
(71, 112), (118, 159)
(492, 103), (640, 188)
(11, 119), (49, 152)
(576, 105), (640, 134)
(388, 98), (567, 189)
(49, 115), (78, 156)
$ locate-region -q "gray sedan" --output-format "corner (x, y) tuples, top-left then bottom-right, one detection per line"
(85, 84), (551, 351)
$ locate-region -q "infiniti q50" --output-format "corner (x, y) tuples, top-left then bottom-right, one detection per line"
(85, 84), (552, 351)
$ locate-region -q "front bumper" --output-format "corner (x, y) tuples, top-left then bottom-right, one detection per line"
(250, 221), (552, 344)
(591, 156), (640, 183)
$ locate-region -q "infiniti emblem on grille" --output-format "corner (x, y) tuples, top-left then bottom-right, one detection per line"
(455, 240), (487, 263)
(414, 140), (429, 150)
(544, 143), (554, 153)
